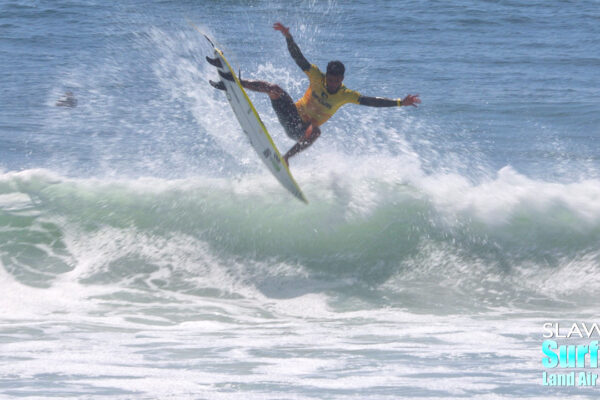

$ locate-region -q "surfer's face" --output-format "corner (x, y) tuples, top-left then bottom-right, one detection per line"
(325, 73), (343, 93)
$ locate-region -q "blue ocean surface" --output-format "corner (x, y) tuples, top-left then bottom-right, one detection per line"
(1, 0), (599, 398)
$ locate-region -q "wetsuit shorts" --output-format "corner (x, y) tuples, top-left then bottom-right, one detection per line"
(270, 92), (310, 141)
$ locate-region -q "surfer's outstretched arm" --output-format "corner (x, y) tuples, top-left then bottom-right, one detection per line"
(359, 94), (421, 108)
(273, 22), (310, 72)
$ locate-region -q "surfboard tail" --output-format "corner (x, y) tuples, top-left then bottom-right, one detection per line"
(186, 18), (216, 48)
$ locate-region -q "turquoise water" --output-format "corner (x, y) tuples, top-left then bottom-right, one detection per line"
(1, 1), (600, 398)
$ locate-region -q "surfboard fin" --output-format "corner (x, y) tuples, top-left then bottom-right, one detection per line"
(209, 80), (226, 91)
(206, 56), (222, 68)
(218, 70), (235, 82)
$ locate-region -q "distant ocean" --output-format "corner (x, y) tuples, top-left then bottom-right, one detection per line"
(1, 0), (599, 398)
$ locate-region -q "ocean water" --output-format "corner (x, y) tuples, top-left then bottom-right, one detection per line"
(1, 0), (600, 398)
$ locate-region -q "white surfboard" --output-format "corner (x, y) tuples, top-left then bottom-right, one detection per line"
(202, 34), (307, 203)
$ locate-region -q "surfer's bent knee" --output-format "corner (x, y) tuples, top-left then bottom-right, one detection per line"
(303, 124), (321, 143)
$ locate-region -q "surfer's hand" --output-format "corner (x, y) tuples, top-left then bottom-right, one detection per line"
(273, 22), (290, 37)
(401, 94), (421, 108)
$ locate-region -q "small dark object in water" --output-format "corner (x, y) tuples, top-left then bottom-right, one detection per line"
(56, 91), (77, 107)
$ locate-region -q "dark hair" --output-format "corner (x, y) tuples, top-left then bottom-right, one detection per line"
(326, 60), (345, 76)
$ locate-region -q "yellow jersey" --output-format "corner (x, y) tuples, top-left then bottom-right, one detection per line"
(295, 64), (361, 126)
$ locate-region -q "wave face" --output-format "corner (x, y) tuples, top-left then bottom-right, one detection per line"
(2, 166), (599, 314)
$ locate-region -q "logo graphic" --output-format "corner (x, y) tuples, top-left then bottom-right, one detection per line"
(542, 322), (600, 387)
(310, 90), (332, 109)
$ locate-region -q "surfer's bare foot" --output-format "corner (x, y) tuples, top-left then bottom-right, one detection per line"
(283, 154), (289, 167)
(209, 80), (226, 91)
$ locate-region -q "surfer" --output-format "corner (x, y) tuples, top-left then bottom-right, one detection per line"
(210, 22), (420, 165)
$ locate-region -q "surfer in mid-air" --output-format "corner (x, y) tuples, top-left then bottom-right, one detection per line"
(210, 22), (420, 165)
